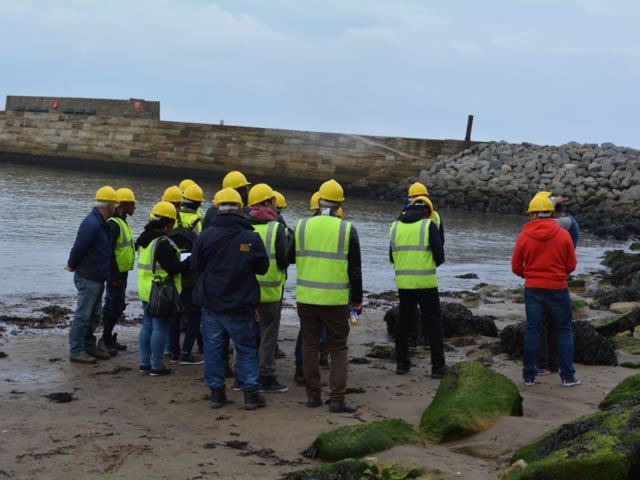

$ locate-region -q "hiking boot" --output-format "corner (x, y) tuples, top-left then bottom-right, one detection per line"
(329, 399), (358, 413)
(244, 390), (267, 410)
(430, 366), (448, 379)
(210, 388), (232, 409)
(396, 361), (411, 375)
(97, 339), (117, 357)
(109, 333), (127, 351)
(259, 376), (288, 393)
(293, 368), (305, 386)
(70, 353), (97, 364)
(307, 397), (322, 408)
(138, 365), (151, 374)
(86, 348), (111, 360)
(232, 377), (242, 391)
(179, 354), (204, 365)
(561, 376), (581, 387)
(150, 367), (175, 376)
(274, 344), (286, 359)
(319, 351), (329, 367)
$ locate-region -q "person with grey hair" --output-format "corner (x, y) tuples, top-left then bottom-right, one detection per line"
(66, 186), (118, 364)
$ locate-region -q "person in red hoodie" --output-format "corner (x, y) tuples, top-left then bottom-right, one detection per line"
(511, 194), (580, 387)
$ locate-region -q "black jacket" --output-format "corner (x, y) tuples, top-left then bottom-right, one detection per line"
(135, 229), (191, 276)
(191, 213), (269, 314)
(287, 212), (363, 304)
(389, 206), (445, 267)
(398, 205), (445, 245)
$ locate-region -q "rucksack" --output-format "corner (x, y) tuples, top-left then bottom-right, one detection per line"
(169, 216), (201, 252)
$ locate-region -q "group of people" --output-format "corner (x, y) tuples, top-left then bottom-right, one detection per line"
(65, 170), (582, 414)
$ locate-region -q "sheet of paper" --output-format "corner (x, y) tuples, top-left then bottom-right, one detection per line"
(180, 253), (191, 261)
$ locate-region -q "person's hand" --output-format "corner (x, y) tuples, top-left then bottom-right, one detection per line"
(65, 266), (74, 272)
(351, 302), (363, 314)
(554, 196), (569, 204)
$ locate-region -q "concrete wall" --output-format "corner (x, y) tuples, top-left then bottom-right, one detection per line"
(0, 111), (467, 188)
(5, 96), (159, 119)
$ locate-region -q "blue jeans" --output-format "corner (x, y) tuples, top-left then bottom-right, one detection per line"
(523, 288), (576, 382)
(138, 301), (172, 369)
(69, 273), (105, 356)
(201, 309), (259, 391)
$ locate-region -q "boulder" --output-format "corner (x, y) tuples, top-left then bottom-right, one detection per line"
(591, 309), (640, 337)
(599, 374), (640, 409)
(418, 362), (522, 444)
(609, 302), (638, 314)
(611, 335), (640, 354)
(621, 361), (640, 369)
(593, 286), (640, 309)
(508, 397), (640, 479)
(308, 418), (422, 461)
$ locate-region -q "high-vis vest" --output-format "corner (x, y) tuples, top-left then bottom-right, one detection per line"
(137, 236), (182, 302)
(108, 216), (135, 272)
(178, 209), (203, 234)
(433, 210), (441, 229)
(295, 215), (351, 305)
(253, 221), (285, 303)
(390, 219), (438, 289)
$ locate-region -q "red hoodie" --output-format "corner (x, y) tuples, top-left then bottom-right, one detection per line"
(511, 218), (577, 289)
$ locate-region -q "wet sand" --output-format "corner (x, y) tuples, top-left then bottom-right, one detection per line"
(0, 296), (638, 480)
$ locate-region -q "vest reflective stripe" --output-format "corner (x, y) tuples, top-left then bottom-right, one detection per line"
(108, 216), (135, 272)
(137, 237), (182, 302)
(433, 210), (441, 229)
(178, 211), (203, 234)
(295, 215), (351, 305)
(390, 219), (438, 289)
(253, 221), (285, 303)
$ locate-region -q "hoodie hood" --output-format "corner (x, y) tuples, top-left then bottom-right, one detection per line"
(523, 218), (562, 242)
(400, 205), (431, 224)
(247, 204), (279, 223)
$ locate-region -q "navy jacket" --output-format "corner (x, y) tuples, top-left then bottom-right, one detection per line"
(191, 213), (269, 314)
(67, 208), (112, 282)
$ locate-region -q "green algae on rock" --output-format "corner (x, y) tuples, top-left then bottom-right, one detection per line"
(599, 373), (640, 409)
(507, 398), (640, 480)
(418, 362), (522, 444)
(309, 419), (422, 462)
(280, 458), (369, 480)
(611, 335), (640, 354)
(591, 308), (640, 337)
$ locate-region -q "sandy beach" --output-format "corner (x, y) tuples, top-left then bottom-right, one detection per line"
(0, 292), (637, 480)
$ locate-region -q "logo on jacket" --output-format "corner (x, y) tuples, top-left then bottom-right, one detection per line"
(240, 243), (251, 252)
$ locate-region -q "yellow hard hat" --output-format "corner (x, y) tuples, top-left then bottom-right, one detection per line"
(184, 184), (204, 202)
(151, 200), (177, 220)
(410, 196), (434, 219)
(408, 182), (428, 197)
(274, 191), (287, 208)
(337, 207), (344, 219)
(179, 179), (196, 193)
(527, 195), (555, 213)
(95, 186), (118, 203)
(222, 171), (250, 189)
(214, 187), (244, 208)
(248, 183), (275, 206)
(536, 191), (553, 198)
(310, 192), (320, 210)
(115, 187), (136, 203)
(318, 179), (344, 202)
(162, 185), (183, 203)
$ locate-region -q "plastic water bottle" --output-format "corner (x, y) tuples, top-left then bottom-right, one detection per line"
(349, 310), (359, 327)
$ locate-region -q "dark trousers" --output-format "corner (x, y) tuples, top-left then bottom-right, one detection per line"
(102, 272), (128, 343)
(298, 303), (350, 402)
(396, 288), (445, 371)
(538, 308), (559, 371)
(257, 301), (282, 377)
(180, 287), (202, 356)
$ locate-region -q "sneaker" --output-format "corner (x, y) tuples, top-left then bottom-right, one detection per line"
(293, 368), (305, 386)
(97, 339), (117, 357)
(535, 367), (551, 376)
(430, 366), (448, 379)
(179, 354), (204, 365)
(259, 376), (288, 393)
(86, 348), (111, 360)
(109, 333), (127, 351)
(138, 365), (151, 374)
(396, 361), (411, 375)
(524, 378), (536, 386)
(329, 399), (358, 413)
(274, 344), (286, 359)
(150, 367), (175, 376)
(562, 377), (581, 387)
(232, 377), (242, 391)
(70, 353), (97, 364)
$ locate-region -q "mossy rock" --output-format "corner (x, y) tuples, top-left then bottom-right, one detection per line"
(630, 242), (640, 251)
(567, 279), (586, 292)
(418, 361), (522, 444)
(591, 309), (640, 337)
(462, 294), (481, 308)
(507, 400), (640, 480)
(281, 458), (369, 480)
(621, 361), (640, 369)
(611, 335), (640, 354)
(311, 418), (422, 462)
(599, 374), (640, 409)
(571, 299), (588, 310)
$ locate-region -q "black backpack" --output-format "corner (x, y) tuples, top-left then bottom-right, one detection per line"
(169, 215), (201, 252)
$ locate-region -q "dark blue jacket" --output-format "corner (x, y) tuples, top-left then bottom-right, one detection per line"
(566, 213), (580, 248)
(191, 213), (269, 314)
(67, 208), (112, 282)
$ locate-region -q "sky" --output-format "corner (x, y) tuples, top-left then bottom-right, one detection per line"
(1, 0), (639, 148)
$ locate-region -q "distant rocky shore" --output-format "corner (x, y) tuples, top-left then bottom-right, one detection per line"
(352, 141), (640, 240)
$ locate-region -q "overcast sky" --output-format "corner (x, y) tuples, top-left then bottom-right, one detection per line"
(1, 0), (638, 148)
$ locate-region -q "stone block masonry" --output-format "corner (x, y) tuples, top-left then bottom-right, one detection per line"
(0, 111), (467, 188)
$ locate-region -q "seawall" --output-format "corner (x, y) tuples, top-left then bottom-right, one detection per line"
(0, 111), (467, 189)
